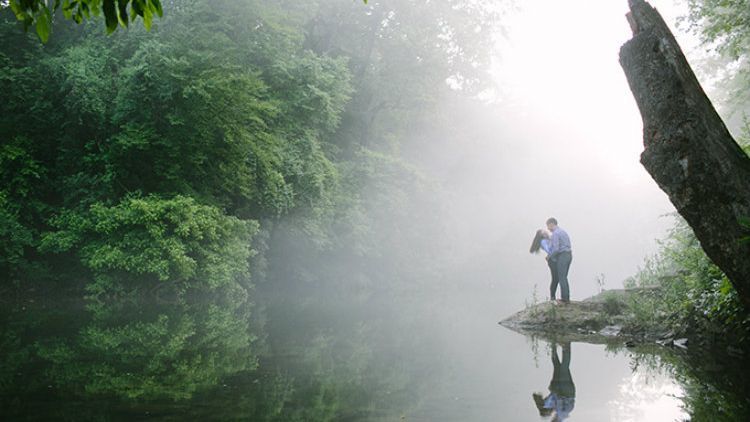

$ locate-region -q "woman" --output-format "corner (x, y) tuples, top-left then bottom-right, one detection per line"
(530, 229), (558, 301)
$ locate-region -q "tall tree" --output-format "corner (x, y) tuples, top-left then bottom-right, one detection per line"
(620, 0), (750, 307)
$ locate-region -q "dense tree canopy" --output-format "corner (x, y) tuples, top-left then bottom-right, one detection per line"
(0, 1), (503, 411)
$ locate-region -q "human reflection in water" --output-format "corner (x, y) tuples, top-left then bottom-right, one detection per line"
(532, 341), (576, 421)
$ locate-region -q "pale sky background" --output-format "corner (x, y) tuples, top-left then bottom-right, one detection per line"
(467, 0), (705, 304)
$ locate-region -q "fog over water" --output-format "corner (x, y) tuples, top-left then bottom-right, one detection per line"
(379, 3), (704, 419)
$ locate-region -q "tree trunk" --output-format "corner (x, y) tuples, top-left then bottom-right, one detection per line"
(619, 0), (750, 307)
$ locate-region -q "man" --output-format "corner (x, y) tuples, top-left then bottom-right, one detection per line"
(545, 217), (572, 303)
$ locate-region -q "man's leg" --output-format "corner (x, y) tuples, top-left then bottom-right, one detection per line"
(558, 342), (576, 398)
(556, 252), (572, 302)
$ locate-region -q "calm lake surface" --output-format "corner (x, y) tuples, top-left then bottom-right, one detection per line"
(1, 285), (747, 421)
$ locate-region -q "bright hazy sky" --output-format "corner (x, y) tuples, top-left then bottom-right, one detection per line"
(485, 0), (703, 299)
(494, 0), (696, 185)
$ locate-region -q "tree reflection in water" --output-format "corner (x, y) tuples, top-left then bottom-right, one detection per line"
(0, 281), (260, 418)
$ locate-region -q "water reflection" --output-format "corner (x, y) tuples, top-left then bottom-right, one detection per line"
(3, 287), (750, 420)
(626, 343), (750, 421)
(518, 332), (750, 422)
(532, 341), (576, 421)
(609, 370), (686, 422)
(0, 282), (260, 419)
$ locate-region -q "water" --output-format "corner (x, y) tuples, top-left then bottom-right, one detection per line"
(1, 287), (747, 421)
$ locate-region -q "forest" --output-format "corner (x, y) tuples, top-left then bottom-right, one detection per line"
(1, 0), (501, 297)
(1, 0), (504, 417)
(2, 0), (750, 420)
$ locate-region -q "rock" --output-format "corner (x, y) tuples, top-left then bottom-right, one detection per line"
(656, 338), (673, 347)
(499, 290), (685, 345)
(599, 325), (622, 337)
(673, 338), (688, 349)
(625, 340), (637, 348)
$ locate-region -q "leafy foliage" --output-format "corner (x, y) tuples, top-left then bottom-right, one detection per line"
(6, 0), (163, 41)
(0, 0), (356, 288)
(302, 0), (507, 152)
(40, 195), (259, 292)
(686, 0), (750, 61)
(625, 217), (750, 343)
(684, 0), (750, 123)
(0, 136), (42, 281)
(0, 0), (506, 412)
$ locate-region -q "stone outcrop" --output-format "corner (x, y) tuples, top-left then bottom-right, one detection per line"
(499, 288), (688, 346)
(619, 0), (750, 306)
(499, 290), (636, 344)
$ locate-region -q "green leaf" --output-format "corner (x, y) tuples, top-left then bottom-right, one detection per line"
(81, 2), (91, 19)
(151, 0), (163, 18)
(117, 0), (129, 27)
(129, 0), (156, 30)
(142, 14), (152, 31)
(131, 0), (144, 17)
(35, 6), (52, 43)
(103, 0), (118, 33)
(61, 1), (73, 20)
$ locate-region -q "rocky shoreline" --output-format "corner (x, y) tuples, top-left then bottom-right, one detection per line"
(499, 288), (690, 349)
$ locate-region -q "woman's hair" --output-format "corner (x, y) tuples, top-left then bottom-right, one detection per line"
(532, 392), (553, 416)
(530, 229), (546, 253)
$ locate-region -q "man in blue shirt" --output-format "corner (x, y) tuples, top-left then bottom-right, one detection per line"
(546, 217), (572, 303)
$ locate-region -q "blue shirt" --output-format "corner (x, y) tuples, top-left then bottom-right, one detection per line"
(544, 393), (575, 420)
(541, 238), (552, 255)
(549, 227), (572, 257)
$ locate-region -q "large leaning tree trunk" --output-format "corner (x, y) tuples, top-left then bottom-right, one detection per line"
(619, 0), (750, 308)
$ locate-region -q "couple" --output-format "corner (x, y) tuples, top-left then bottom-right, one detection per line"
(532, 341), (576, 421)
(530, 217), (572, 304)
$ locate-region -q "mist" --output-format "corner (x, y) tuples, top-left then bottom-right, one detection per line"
(395, 0), (692, 311)
(269, 1), (698, 416)
(261, 2), (696, 417)
(2, 0), (735, 420)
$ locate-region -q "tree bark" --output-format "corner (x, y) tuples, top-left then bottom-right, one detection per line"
(619, 0), (750, 307)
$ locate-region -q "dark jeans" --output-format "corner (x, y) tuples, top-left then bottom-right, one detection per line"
(550, 251), (572, 301)
(549, 342), (575, 398)
(547, 258), (559, 300)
